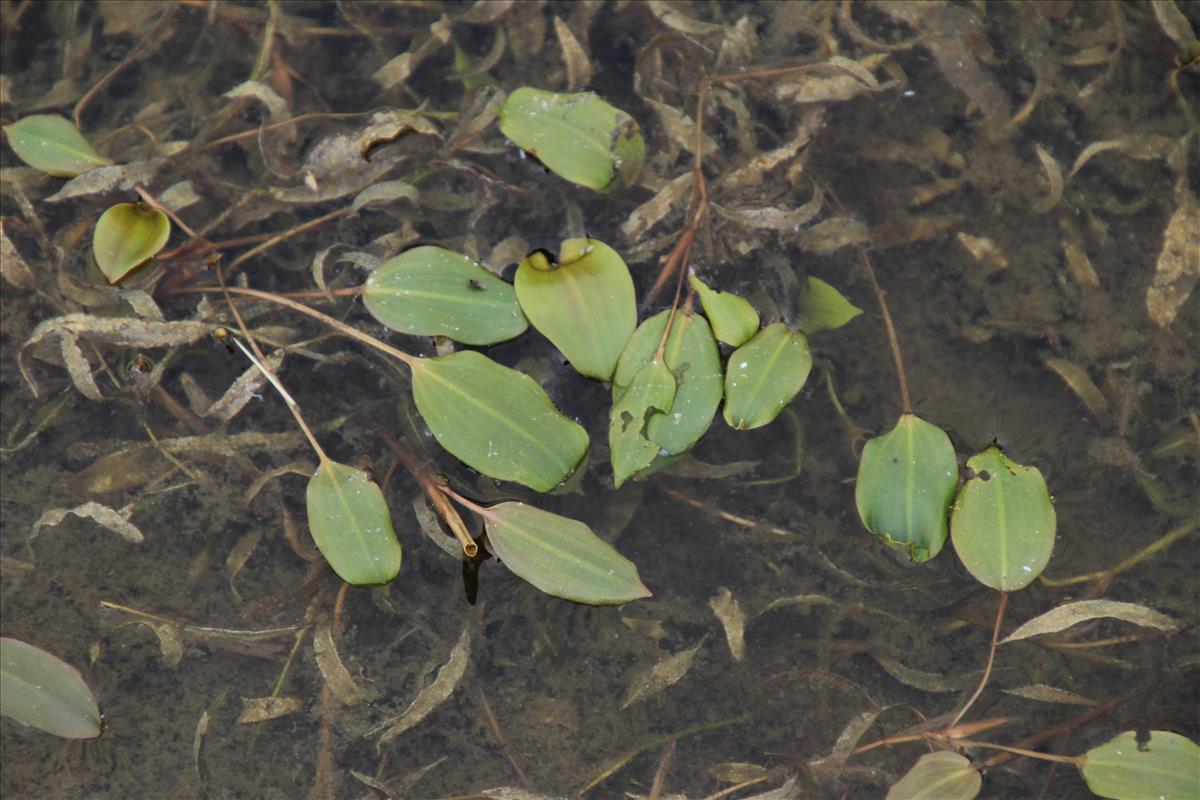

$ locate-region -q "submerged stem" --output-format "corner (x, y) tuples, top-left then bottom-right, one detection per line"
(949, 591), (1008, 729)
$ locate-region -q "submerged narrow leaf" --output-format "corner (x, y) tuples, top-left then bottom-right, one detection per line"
(498, 87), (645, 191)
(610, 356), (676, 486)
(3, 115), (112, 177)
(306, 461), (401, 586)
(614, 309), (722, 456)
(689, 274), (759, 346)
(362, 246), (527, 345)
(515, 239), (636, 381)
(950, 446), (1055, 591)
(855, 414), (958, 562)
(411, 351), (588, 492)
(93, 203), (170, 284)
(1001, 600), (1176, 643)
(796, 276), (862, 333)
(1, 637), (102, 739)
(722, 323), (812, 429)
(1081, 731), (1200, 800)
(483, 502), (650, 604)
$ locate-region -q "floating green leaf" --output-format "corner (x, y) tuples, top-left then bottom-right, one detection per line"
(1081, 731), (1200, 800)
(2, 115), (112, 177)
(362, 246), (527, 345)
(411, 351), (588, 492)
(885, 752), (981, 800)
(93, 203), (170, 284)
(950, 446), (1055, 591)
(515, 239), (636, 381)
(610, 356), (676, 487)
(722, 323), (812, 430)
(498, 87), (644, 192)
(306, 461), (401, 586)
(1, 637), (102, 739)
(689, 274), (759, 346)
(482, 502), (651, 604)
(614, 309), (723, 457)
(855, 414), (958, 562)
(796, 276), (862, 334)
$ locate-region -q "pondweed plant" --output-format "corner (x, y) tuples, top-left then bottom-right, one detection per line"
(4, 42), (1196, 800)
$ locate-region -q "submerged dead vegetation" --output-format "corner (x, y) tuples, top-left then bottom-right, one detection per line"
(1, 2), (1197, 798)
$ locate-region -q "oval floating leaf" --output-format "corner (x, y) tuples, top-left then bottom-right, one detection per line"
(411, 351), (589, 492)
(515, 239), (636, 381)
(723, 322), (812, 430)
(950, 446), (1055, 591)
(610, 356), (676, 487)
(1, 637), (102, 739)
(614, 309), (722, 457)
(885, 752), (981, 800)
(796, 276), (862, 334)
(93, 203), (170, 284)
(482, 502), (651, 604)
(689, 274), (759, 347)
(855, 414), (958, 562)
(306, 461), (401, 586)
(1081, 731), (1200, 800)
(498, 87), (645, 192)
(2, 115), (112, 177)
(1001, 600), (1177, 644)
(362, 246), (527, 345)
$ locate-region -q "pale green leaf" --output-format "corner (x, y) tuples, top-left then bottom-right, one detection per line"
(722, 323), (812, 430)
(483, 502), (651, 604)
(1, 637), (102, 739)
(498, 87), (645, 192)
(362, 245), (527, 345)
(689, 274), (759, 346)
(885, 752), (981, 800)
(796, 276), (862, 333)
(2, 115), (112, 177)
(307, 461), (401, 586)
(515, 239), (636, 381)
(93, 203), (170, 284)
(855, 414), (958, 562)
(411, 351), (589, 492)
(950, 446), (1055, 591)
(1081, 731), (1200, 800)
(610, 356), (676, 487)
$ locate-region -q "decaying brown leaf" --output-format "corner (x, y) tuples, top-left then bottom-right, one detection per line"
(711, 762), (770, 784)
(956, 233), (1008, 274)
(242, 461), (314, 506)
(708, 587), (745, 662)
(461, 0), (514, 25)
(714, 184), (822, 231)
(1068, 134), (1177, 178)
(1031, 144), (1064, 213)
(225, 529), (263, 603)
(1002, 684), (1097, 706)
(374, 624), (471, 746)
(45, 157), (170, 203)
(238, 695), (303, 723)
(445, 87), (507, 156)
(794, 216), (870, 254)
(351, 180), (420, 214)
(1042, 355), (1110, 424)
(648, 0), (724, 36)
(373, 15), (452, 90)
(412, 497), (461, 559)
(204, 348), (284, 422)
(314, 618), (373, 705)
(0, 219), (36, 290)
(553, 16), (591, 92)
(621, 636), (706, 709)
(1146, 196), (1200, 327)
(99, 600), (299, 666)
(1001, 599), (1177, 643)
(620, 171), (693, 241)
(657, 453), (759, 479)
(30, 501), (146, 548)
(718, 111), (822, 192)
(773, 54), (895, 104)
(643, 97), (717, 158)
(872, 654), (974, 693)
(1062, 239), (1100, 289)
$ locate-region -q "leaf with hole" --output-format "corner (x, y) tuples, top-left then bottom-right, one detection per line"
(93, 203), (170, 284)
(610, 356), (676, 487)
(306, 461), (401, 586)
(950, 445), (1055, 591)
(1080, 730), (1200, 800)
(411, 351), (589, 492)
(2, 115), (112, 177)
(689, 274), (759, 346)
(614, 308), (723, 457)
(855, 414), (958, 562)
(723, 323), (812, 430)
(498, 87), (644, 192)
(515, 239), (636, 381)
(796, 276), (862, 334)
(885, 752), (981, 800)
(1, 637), (102, 739)
(481, 502), (650, 604)
(362, 246), (527, 345)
